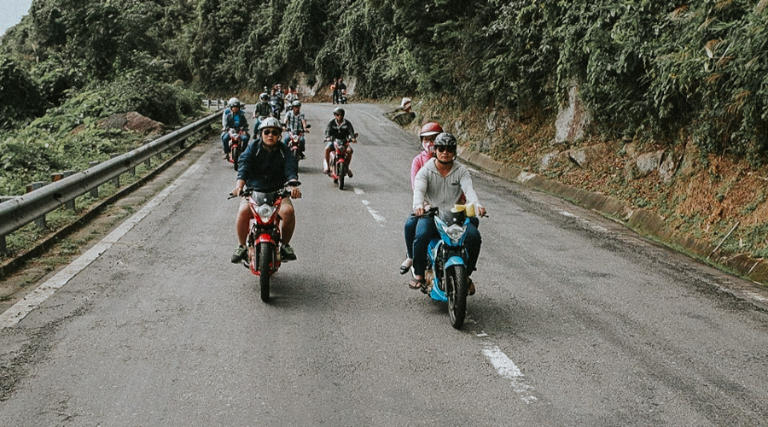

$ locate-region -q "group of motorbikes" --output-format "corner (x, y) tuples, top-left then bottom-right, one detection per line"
(225, 101), (479, 329)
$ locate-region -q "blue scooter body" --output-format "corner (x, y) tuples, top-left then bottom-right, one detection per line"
(426, 213), (470, 302)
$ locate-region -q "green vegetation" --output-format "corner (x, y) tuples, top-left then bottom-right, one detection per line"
(2, 0), (767, 196)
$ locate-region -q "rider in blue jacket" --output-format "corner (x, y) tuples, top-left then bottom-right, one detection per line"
(221, 97), (250, 160)
(231, 118), (301, 264)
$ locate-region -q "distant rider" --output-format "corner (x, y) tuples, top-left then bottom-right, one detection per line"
(221, 97), (250, 160)
(252, 92), (272, 135)
(231, 117), (301, 263)
(283, 100), (309, 159)
(410, 132), (485, 295)
(323, 107), (356, 177)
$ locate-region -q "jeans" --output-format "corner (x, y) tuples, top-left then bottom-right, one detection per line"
(221, 132), (250, 153)
(283, 135), (306, 153)
(403, 214), (418, 259)
(412, 216), (481, 277)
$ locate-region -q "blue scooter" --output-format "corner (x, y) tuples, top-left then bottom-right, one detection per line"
(422, 206), (474, 329)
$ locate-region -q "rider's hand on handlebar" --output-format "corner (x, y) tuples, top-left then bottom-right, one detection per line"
(414, 207), (425, 217)
(232, 185), (243, 197)
(290, 187), (302, 199)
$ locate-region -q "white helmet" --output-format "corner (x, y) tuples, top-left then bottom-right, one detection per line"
(227, 97), (242, 108)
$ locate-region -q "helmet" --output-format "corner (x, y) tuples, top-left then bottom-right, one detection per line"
(228, 97), (241, 108)
(292, 100), (301, 108)
(258, 117), (282, 131)
(259, 93), (269, 102)
(433, 132), (458, 147)
(333, 107), (345, 117)
(419, 122), (443, 138)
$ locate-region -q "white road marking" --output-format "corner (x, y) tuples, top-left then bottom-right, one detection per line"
(0, 160), (204, 331)
(482, 345), (538, 404)
(355, 189), (385, 226)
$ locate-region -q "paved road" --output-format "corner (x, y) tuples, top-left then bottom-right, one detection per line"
(1, 103), (767, 426)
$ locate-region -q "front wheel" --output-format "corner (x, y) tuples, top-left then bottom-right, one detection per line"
(447, 265), (468, 329)
(337, 162), (346, 190)
(258, 242), (272, 302)
(231, 144), (240, 171)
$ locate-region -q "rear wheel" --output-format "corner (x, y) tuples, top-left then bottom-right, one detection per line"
(258, 242), (272, 302)
(447, 265), (467, 329)
(337, 162), (346, 190)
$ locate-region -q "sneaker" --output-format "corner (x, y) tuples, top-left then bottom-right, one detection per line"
(346, 169), (353, 178)
(323, 168), (329, 175)
(223, 153), (229, 160)
(231, 245), (247, 263)
(280, 244), (297, 261)
(299, 153), (306, 160)
(399, 258), (413, 275)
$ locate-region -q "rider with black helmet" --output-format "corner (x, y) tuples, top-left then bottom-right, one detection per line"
(323, 107), (357, 177)
(409, 132), (486, 295)
(252, 92), (272, 135)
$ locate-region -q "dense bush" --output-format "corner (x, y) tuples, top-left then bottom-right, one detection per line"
(3, 0), (768, 166)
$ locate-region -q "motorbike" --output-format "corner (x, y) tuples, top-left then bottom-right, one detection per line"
(270, 95), (283, 119)
(420, 205), (480, 329)
(227, 128), (248, 171)
(326, 133), (357, 190)
(286, 124), (310, 162)
(339, 89), (347, 104)
(229, 183), (300, 302)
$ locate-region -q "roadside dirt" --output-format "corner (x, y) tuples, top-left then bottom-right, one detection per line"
(0, 141), (212, 314)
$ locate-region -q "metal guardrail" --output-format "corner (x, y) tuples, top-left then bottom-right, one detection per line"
(0, 111), (221, 251)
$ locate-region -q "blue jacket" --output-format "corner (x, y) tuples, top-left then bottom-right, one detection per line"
(237, 140), (298, 192)
(222, 108), (249, 132)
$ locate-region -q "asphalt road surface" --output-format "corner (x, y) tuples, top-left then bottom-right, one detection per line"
(1, 103), (767, 426)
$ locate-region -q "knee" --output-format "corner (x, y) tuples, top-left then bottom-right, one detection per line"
(280, 204), (295, 220)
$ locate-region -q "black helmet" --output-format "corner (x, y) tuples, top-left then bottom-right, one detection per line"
(333, 107), (345, 117)
(433, 132), (457, 147)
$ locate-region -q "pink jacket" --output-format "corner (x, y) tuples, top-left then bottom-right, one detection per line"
(410, 151), (432, 189)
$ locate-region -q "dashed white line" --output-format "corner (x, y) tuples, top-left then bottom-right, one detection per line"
(354, 188), (385, 226)
(482, 345), (538, 404)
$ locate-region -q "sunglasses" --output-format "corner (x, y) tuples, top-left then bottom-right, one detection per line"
(435, 146), (455, 153)
(262, 129), (281, 136)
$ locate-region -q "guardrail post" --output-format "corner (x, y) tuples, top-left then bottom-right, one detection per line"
(51, 171), (76, 210)
(109, 154), (120, 187)
(206, 99), (211, 109)
(88, 161), (100, 198)
(26, 182), (47, 229)
(0, 196), (12, 253)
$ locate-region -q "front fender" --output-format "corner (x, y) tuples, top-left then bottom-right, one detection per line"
(444, 256), (466, 270)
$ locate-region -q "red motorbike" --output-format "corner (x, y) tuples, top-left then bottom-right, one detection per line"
(230, 184), (299, 302)
(286, 124), (310, 162)
(326, 133), (357, 190)
(227, 128), (249, 171)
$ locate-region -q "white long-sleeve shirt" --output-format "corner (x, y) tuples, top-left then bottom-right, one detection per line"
(412, 158), (481, 211)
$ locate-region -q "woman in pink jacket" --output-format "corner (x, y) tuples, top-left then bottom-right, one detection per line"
(400, 122), (443, 275)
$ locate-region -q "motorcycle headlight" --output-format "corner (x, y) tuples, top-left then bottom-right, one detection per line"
(443, 224), (467, 245)
(256, 204), (277, 222)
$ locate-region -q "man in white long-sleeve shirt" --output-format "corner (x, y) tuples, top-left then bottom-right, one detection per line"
(410, 132), (486, 295)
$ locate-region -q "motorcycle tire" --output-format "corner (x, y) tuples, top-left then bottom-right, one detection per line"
(258, 242), (272, 302)
(446, 265), (468, 329)
(232, 145), (240, 171)
(337, 162), (345, 190)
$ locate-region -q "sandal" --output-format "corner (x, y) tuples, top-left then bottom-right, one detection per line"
(408, 278), (425, 291)
(467, 279), (476, 296)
